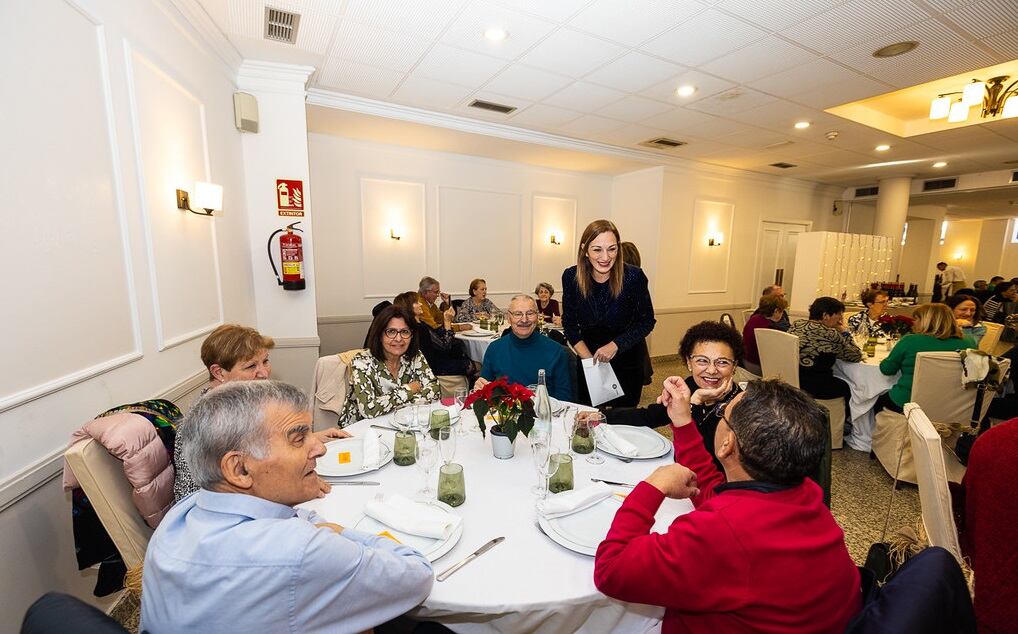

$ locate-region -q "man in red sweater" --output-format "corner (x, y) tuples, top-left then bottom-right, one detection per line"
(594, 377), (860, 633)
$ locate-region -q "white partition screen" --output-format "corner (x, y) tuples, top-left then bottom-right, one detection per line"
(790, 231), (893, 311)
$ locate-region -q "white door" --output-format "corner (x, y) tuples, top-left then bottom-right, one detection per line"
(755, 222), (810, 305)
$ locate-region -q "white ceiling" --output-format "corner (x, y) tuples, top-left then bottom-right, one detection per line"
(191, 0), (1018, 186)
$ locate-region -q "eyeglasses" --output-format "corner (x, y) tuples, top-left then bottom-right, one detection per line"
(384, 328), (413, 340)
(508, 310), (538, 319)
(689, 355), (735, 370)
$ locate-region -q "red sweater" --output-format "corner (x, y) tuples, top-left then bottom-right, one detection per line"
(594, 423), (860, 633)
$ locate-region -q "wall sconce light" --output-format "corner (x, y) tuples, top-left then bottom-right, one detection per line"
(549, 233), (561, 245)
(390, 227), (401, 240)
(953, 252), (963, 261)
(176, 182), (223, 216)
(706, 231), (724, 247)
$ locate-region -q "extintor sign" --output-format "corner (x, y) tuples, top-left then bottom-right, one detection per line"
(276, 179), (304, 217)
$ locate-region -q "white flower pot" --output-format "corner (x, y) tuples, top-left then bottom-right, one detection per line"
(490, 428), (515, 459)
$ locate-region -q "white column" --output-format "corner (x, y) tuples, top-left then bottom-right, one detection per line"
(874, 177), (911, 277)
(237, 61), (320, 389)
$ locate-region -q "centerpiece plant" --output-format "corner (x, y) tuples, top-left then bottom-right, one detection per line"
(464, 377), (535, 444)
(878, 314), (915, 338)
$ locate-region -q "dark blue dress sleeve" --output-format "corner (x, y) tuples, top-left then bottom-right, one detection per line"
(613, 267), (656, 353)
(561, 266), (582, 345)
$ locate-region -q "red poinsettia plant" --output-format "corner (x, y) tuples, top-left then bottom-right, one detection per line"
(878, 314), (914, 337)
(463, 377), (536, 443)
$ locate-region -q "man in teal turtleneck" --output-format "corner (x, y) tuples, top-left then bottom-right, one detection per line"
(475, 295), (573, 400)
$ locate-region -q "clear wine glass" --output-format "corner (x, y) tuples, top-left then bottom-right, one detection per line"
(560, 406), (576, 455)
(453, 387), (470, 436)
(580, 412), (606, 465)
(437, 425), (456, 465)
(529, 429), (552, 497)
(414, 432), (439, 498)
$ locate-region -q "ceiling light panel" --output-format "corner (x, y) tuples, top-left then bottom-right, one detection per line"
(596, 96), (674, 122)
(442, 4), (556, 60)
(642, 9), (768, 67)
(542, 81), (627, 110)
(519, 28), (627, 78)
(482, 65), (573, 102)
(699, 36), (816, 84)
(329, 21), (433, 73)
(412, 44), (508, 87)
(568, 0), (706, 48)
(778, 0), (930, 55)
(583, 51), (686, 93)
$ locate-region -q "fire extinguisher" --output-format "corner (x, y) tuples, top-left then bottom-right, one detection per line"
(267, 221), (306, 291)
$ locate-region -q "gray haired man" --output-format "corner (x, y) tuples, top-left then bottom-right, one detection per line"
(418, 276), (451, 330)
(142, 381), (433, 633)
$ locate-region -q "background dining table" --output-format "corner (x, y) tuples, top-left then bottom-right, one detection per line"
(454, 326), (499, 363)
(834, 346), (899, 452)
(301, 406), (689, 633)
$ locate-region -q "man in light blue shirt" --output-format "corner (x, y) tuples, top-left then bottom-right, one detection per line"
(141, 381), (433, 633)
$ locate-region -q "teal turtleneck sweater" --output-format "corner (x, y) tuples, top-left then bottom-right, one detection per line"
(480, 331), (573, 401)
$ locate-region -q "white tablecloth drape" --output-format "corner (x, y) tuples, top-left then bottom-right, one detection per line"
(834, 349), (898, 452)
(454, 329), (498, 363)
(301, 407), (687, 633)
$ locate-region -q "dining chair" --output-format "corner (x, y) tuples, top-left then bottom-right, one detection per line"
(978, 322), (1002, 354)
(754, 329), (846, 449)
(903, 404), (963, 563)
(64, 439), (153, 571)
(740, 309), (754, 329)
(310, 349), (364, 431)
(719, 312), (736, 330)
(871, 352), (1000, 484)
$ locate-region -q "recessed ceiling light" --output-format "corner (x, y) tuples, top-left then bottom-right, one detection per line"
(794, 121), (811, 129)
(875, 144), (891, 151)
(933, 161), (948, 168)
(676, 84), (696, 97)
(872, 41), (918, 58)
(484, 27), (508, 41)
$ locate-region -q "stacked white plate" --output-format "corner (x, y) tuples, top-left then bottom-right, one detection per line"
(316, 437), (393, 479)
(538, 495), (624, 556)
(353, 499), (463, 561)
(595, 425), (671, 459)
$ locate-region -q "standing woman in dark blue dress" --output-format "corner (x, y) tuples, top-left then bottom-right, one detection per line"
(562, 219), (656, 407)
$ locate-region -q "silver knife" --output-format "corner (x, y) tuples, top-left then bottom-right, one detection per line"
(370, 424), (399, 432)
(323, 480), (380, 486)
(590, 478), (636, 488)
(436, 537), (505, 582)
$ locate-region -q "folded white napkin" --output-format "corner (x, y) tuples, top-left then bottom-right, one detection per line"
(361, 429), (380, 470)
(594, 425), (639, 457)
(537, 482), (613, 519)
(364, 494), (462, 539)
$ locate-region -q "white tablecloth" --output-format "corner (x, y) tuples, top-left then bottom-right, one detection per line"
(301, 407), (687, 633)
(454, 328), (498, 363)
(834, 348), (898, 452)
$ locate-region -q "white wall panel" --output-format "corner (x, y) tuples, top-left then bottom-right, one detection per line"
(688, 200), (734, 293)
(360, 177), (427, 298)
(0, 0), (140, 411)
(125, 44), (223, 350)
(438, 187), (522, 295)
(531, 195), (577, 292)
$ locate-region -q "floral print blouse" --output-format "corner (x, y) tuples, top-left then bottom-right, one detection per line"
(846, 311), (884, 338)
(453, 297), (502, 323)
(338, 350), (440, 425)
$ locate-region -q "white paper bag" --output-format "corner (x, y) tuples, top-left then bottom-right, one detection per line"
(581, 358), (625, 406)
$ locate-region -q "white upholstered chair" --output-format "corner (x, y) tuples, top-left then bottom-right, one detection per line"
(756, 329), (847, 449)
(64, 440), (152, 570)
(903, 404), (963, 563)
(740, 309), (754, 329)
(310, 348), (364, 431)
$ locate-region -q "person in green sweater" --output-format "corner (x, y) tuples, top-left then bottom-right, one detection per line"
(876, 303), (977, 413)
(475, 295), (573, 400)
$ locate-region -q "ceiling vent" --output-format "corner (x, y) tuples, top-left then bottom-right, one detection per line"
(468, 99), (517, 114)
(855, 186), (879, 197)
(639, 137), (687, 150)
(769, 162), (797, 169)
(922, 177), (957, 192)
(264, 7), (300, 45)
(1011, 171), (1018, 183)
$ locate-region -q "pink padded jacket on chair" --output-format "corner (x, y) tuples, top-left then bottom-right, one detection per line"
(62, 411), (174, 528)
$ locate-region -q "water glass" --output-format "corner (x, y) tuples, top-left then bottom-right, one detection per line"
(548, 453), (574, 493)
(393, 430), (416, 466)
(429, 408), (451, 440)
(571, 418), (595, 455)
(581, 412), (606, 465)
(436, 425), (456, 465)
(529, 430), (552, 497)
(414, 432), (438, 498)
(453, 387), (470, 436)
(438, 463), (466, 507)
(479, 316), (489, 330)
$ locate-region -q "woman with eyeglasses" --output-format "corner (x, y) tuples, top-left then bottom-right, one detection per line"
(608, 321), (743, 470)
(562, 219), (656, 407)
(339, 305), (440, 425)
(846, 289), (889, 338)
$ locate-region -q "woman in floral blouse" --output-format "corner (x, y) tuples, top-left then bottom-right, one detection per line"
(454, 278), (502, 323)
(340, 305), (440, 425)
(846, 289), (888, 338)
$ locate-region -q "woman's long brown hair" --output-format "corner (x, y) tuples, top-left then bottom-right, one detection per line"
(575, 219), (624, 298)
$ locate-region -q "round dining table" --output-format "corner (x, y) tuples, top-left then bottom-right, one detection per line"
(834, 347), (899, 452)
(301, 406), (689, 633)
(454, 326), (499, 363)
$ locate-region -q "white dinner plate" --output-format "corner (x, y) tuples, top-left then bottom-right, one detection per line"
(353, 499), (463, 562)
(462, 330), (495, 338)
(596, 425), (671, 459)
(538, 494), (624, 556)
(316, 437), (393, 477)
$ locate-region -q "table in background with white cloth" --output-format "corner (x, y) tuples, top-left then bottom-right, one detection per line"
(301, 408), (687, 634)
(454, 327), (498, 363)
(834, 348), (899, 452)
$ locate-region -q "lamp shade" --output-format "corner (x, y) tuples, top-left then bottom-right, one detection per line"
(1003, 95), (1018, 119)
(947, 100), (969, 123)
(193, 182), (223, 211)
(929, 96), (951, 120)
(961, 81), (985, 107)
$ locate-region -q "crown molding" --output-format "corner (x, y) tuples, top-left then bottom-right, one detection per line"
(238, 61), (316, 95)
(163, 0), (243, 80)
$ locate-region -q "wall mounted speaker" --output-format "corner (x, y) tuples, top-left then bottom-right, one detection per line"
(233, 92), (259, 133)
